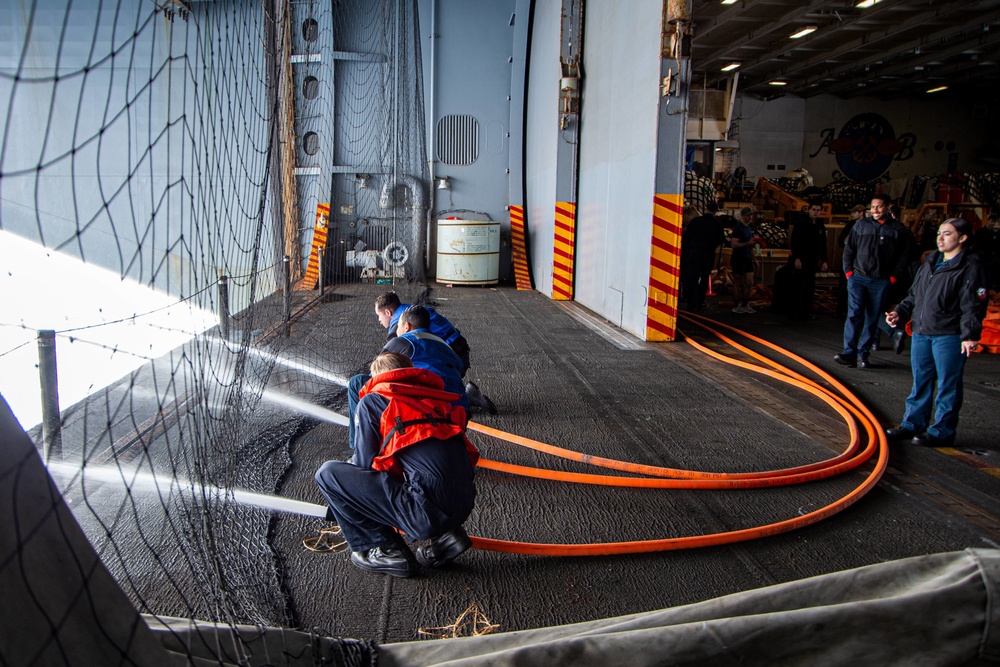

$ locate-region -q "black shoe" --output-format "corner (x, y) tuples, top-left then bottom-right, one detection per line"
(858, 355), (872, 369)
(350, 546), (414, 578)
(892, 330), (907, 355)
(466, 382), (498, 416)
(911, 433), (954, 448)
(885, 426), (917, 441)
(834, 354), (856, 368)
(480, 395), (498, 415)
(465, 381), (484, 405)
(415, 527), (472, 568)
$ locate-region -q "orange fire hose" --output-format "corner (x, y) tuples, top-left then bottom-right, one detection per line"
(463, 312), (888, 556)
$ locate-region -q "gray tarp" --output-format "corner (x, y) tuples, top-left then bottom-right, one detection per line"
(378, 549), (1000, 666)
(0, 397), (173, 667)
(145, 549), (1000, 666)
(3, 396), (999, 666)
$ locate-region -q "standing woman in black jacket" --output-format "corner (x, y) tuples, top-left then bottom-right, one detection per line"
(884, 218), (989, 447)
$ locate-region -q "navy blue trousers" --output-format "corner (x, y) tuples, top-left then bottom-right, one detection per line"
(899, 333), (967, 442)
(314, 461), (470, 552)
(842, 275), (889, 358)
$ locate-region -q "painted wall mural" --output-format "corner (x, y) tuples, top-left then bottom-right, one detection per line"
(810, 113), (916, 182)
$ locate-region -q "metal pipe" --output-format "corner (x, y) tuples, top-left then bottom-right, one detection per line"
(393, 0), (401, 282)
(317, 245), (325, 295)
(427, 0), (438, 274)
(666, 0), (690, 24)
(37, 330), (62, 461)
(393, 0), (400, 195)
(378, 175), (428, 281)
(378, 174), (426, 209)
(218, 274), (231, 342)
(282, 255), (291, 334)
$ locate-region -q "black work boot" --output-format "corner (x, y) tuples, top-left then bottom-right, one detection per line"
(415, 527), (473, 568)
(833, 353), (856, 368)
(465, 382), (498, 415)
(350, 546), (414, 578)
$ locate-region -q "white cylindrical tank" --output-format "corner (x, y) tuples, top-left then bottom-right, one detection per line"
(435, 219), (500, 285)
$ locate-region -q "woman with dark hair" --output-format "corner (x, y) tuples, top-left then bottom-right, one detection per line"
(884, 218), (989, 447)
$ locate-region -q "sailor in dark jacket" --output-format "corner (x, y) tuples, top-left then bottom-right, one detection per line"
(786, 201), (829, 320)
(884, 218), (989, 448)
(316, 352), (478, 578)
(837, 194), (914, 368)
(680, 201), (725, 312)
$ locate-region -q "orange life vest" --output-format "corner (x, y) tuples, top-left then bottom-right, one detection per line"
(359, 367), (479, 477)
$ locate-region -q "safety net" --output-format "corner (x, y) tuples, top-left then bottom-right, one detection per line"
(0, 0), (427, 663)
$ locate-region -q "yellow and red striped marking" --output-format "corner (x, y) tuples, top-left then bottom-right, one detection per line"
(938, 448), (1000, 479)
(509, 205), (533, 290)
(303, 203), (330, 289)
(645, 194), (683, 341)
(552, 202), (576, 301)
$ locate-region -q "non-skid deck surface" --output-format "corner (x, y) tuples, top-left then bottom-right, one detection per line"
(273, 285), (1000, 643)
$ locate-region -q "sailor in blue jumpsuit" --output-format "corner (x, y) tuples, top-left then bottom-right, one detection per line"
(373, 292), (496, 414)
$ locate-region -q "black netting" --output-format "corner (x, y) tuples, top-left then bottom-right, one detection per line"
(0, 1), (425, 663)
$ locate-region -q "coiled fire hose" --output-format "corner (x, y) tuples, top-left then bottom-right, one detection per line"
(463, 312), (887, 556)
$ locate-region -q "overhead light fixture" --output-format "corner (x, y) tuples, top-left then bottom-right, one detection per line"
(769, 80), (788, 86)
(926, 85), (948, 93)
(789, 26), (817, 39)
(855, 0), (882, 8)
(721, 0), (739, 4)
(720, 62), (741, 72)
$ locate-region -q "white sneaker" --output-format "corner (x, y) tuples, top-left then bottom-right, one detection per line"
(744, 305), (757, 314)
(732, 305), (746, 314)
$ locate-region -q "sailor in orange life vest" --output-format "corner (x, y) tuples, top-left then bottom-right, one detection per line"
(315, 352), (478, 577)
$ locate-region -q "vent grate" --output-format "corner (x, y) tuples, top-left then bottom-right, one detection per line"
(436, 114), (480, 165)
